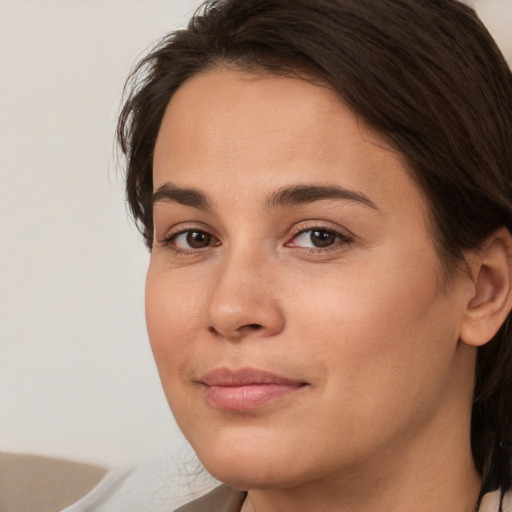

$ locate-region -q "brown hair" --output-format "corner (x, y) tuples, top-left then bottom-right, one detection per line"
(117, 0), (512, 500)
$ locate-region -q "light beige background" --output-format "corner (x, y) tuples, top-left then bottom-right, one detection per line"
(1, 0), (511, 468)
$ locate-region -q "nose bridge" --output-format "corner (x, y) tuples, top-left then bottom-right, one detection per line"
(207, 240), (284, 339)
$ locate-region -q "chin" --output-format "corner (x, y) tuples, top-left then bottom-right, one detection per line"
(191, 434), (303, 490)
(191, 430), (343, 493)
(204, 459), (301, 491)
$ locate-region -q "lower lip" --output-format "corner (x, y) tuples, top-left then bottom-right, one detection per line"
(204, 383), (305, 411)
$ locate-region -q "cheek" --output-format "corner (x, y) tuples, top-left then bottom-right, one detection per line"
(145, 266), (205, 381)
(285, 252), (458, 412)
(145, 266), (213, 434)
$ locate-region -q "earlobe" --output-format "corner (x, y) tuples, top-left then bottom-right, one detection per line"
(460, 227), (512, 347)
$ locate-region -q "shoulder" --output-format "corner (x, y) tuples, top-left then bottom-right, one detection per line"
(0, 452), (107, 512)
(173, 485), (246, 512)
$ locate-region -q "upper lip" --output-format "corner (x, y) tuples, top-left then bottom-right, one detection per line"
(199, 367), (305, 387)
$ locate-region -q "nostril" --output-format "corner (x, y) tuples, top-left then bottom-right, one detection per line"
(246, 324), (263, 330)
(208, 323), (263, 337)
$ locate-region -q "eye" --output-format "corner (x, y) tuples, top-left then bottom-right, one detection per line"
(299, 229), (336, 248)
(286, 228), (352, 250)
(167, 229), (219, 251)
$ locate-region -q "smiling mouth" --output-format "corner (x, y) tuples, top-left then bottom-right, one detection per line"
(198, 367), (308, 411)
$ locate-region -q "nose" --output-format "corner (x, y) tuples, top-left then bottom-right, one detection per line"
(206, 250), (285, 340)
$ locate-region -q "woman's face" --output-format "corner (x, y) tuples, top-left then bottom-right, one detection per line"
(147, 69), (475, 489)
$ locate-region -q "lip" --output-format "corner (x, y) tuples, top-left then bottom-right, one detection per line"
(198, 367), (308, 411)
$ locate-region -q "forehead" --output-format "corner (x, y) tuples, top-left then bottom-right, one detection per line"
(154, 70), (345, 174)
(153, 68), (426, 219)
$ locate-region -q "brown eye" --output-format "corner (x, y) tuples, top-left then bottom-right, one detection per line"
(310, 230), (336, 247)
(185, 230), (212, 248)
(286, 227), (352, 251)
(168, 230), (217, 251)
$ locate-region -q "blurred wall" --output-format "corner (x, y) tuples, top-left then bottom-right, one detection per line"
(474, 0), (512, 62)
(1, 0), (511, 468)
(0, 0), (203, 467)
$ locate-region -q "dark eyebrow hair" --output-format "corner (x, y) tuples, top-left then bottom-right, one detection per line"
(152, 183), (212, 210)
(152, 182), (377, 212)
(265, 185), (378, 210)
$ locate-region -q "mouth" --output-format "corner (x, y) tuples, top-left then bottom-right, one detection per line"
(198, 367), (308, 411)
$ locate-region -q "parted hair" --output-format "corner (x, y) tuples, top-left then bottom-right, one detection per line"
(117, 0), (512, 500)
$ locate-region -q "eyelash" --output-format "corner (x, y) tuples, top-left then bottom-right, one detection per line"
(159, 226), (220, 256)
(286, 225), (354, 254)
(158, 224), (353, 256)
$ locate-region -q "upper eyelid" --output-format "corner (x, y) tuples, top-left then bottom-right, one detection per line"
(158, 222), (218, 242)
(287, 227), (353, 246)
(291, 227), (350, 238)
(288, 221), (354, 240)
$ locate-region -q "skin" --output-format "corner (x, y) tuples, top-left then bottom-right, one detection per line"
(148, 69), (485, 512)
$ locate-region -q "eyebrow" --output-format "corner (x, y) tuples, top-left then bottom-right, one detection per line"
(152, 182), (378, 211)
(153, 183), (213, 211)
(265, 184), (378, 210)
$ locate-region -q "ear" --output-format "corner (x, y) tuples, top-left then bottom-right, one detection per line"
(460, 227), (512, 347)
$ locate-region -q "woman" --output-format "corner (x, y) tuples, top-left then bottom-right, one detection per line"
(67, 0), (512, 510)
